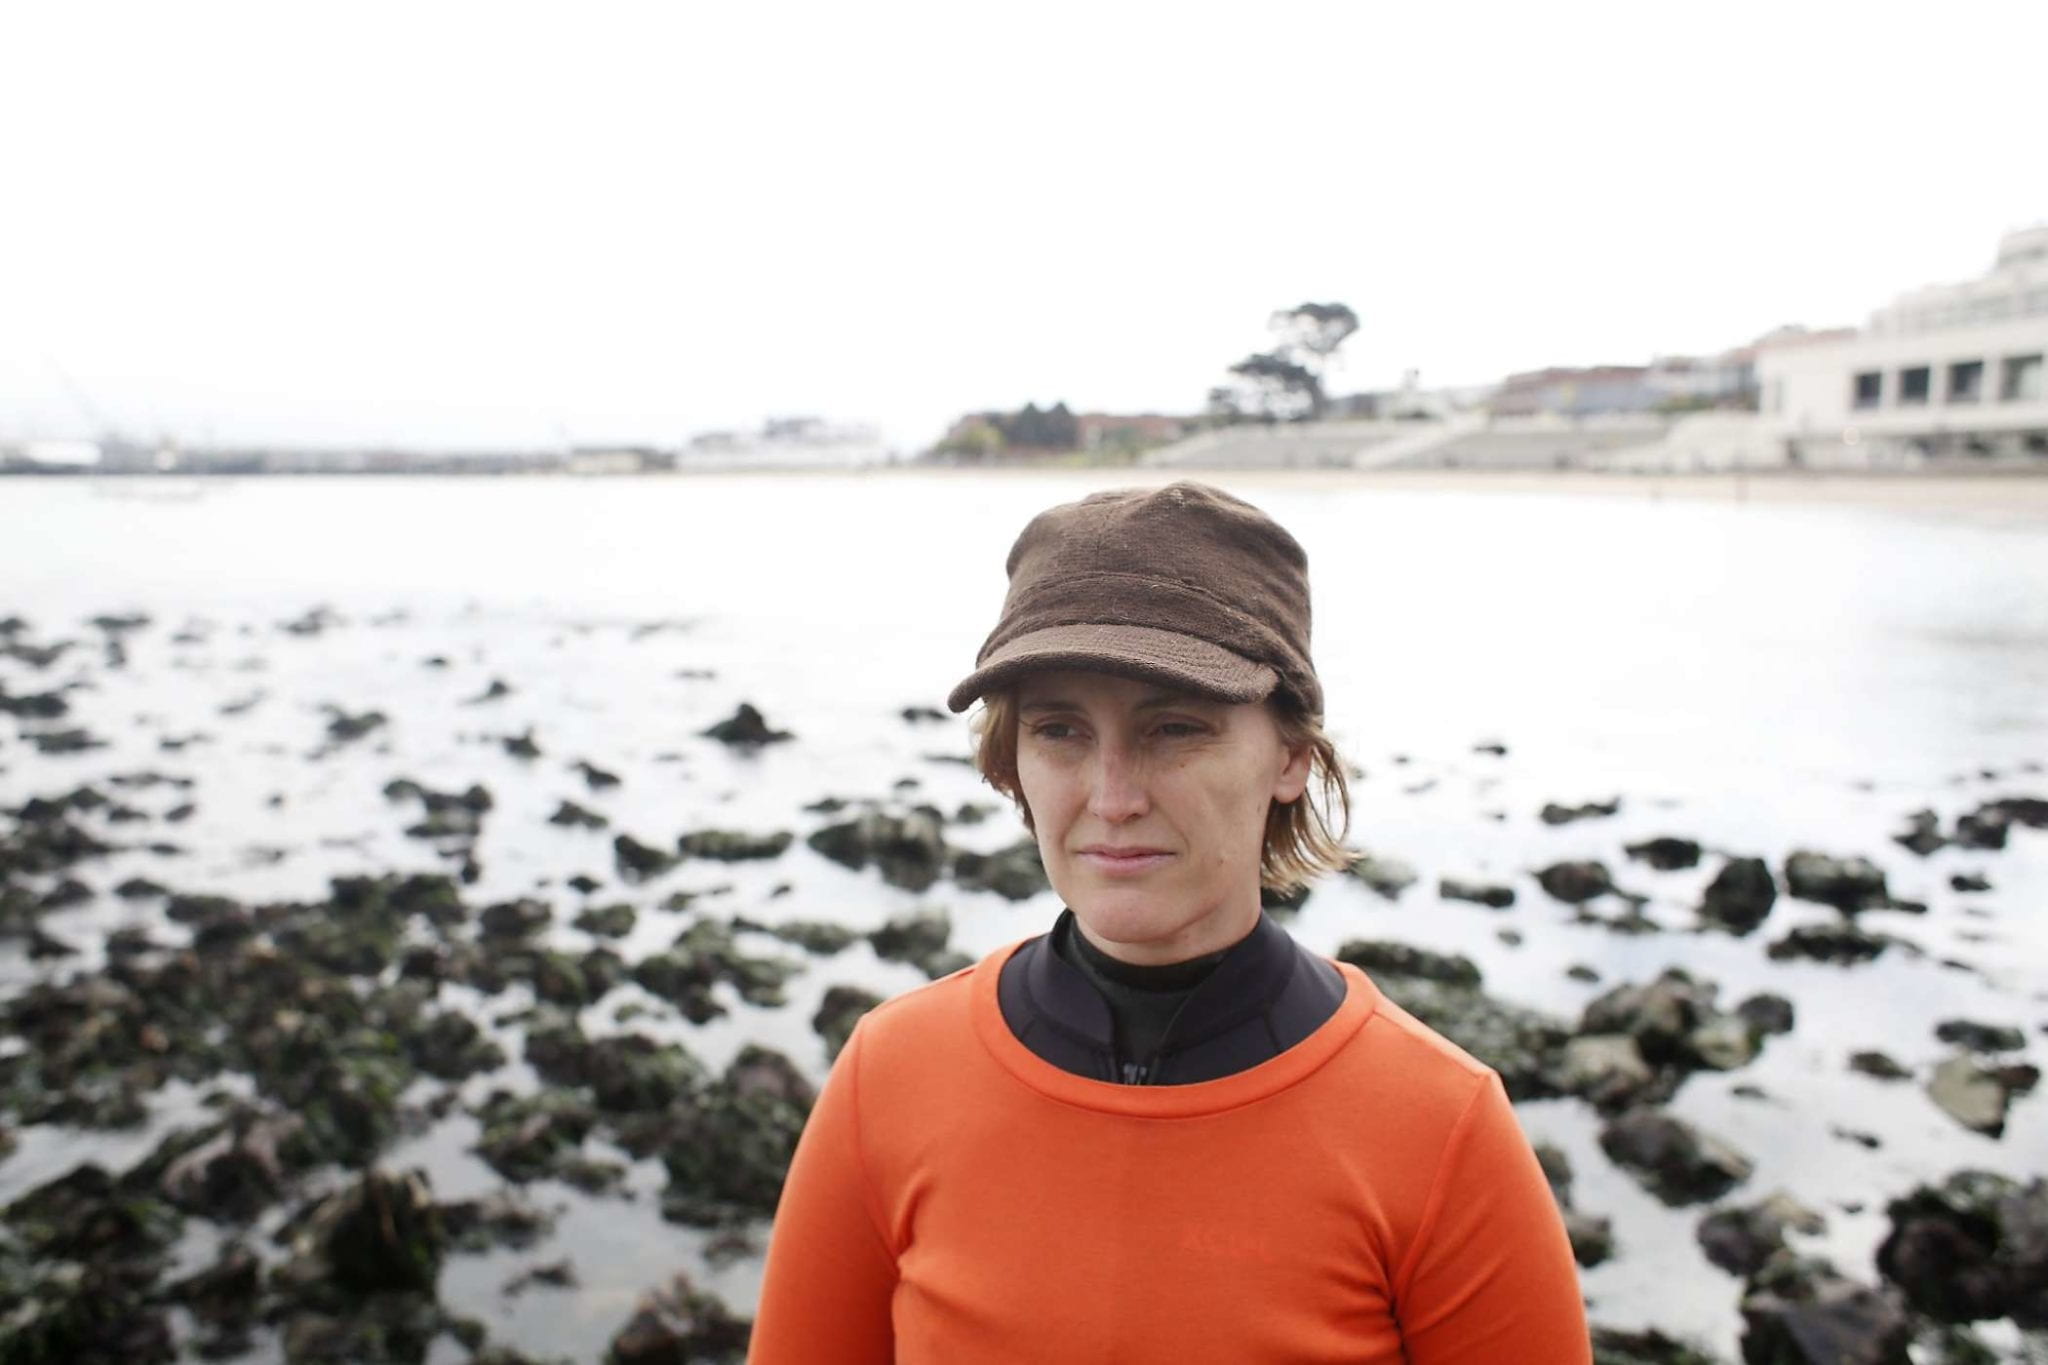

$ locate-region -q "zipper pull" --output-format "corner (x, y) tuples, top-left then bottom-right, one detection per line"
(1120, 1060), (1150, 1085)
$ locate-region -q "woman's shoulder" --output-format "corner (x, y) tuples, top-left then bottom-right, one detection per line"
(1330, 960), (1499, 1099)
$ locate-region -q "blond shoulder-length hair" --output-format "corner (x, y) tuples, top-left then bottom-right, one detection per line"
(968, 687), (1353, 897)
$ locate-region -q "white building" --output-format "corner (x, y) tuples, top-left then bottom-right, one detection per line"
(1757, 226), (2048, 464)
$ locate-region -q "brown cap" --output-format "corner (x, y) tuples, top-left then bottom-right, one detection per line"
(946, 480), (1321, 716)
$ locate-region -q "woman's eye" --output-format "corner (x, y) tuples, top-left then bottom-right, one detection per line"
(1155, 722), (1203, 738)
(1030, 723), (1077, 741)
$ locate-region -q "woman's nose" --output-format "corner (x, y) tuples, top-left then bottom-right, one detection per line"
(1086, 743), (1149, 822)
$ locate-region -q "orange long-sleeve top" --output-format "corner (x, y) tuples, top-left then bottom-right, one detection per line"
(750, 939), (1591, 1364)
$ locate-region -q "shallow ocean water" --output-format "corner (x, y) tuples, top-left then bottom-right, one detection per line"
(2, 470), (2045, 1360)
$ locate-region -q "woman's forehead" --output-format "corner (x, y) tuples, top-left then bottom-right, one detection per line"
(1014, 670), (1225, 710)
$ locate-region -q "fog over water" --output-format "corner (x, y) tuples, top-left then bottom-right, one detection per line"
(3, 471), (2045, 1359)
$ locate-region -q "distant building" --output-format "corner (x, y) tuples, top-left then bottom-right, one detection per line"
(1487, 365), (1658, 418)
(1757, 226), (2048, 461)
(678, 418), (887, 471)
(1074, 412), (1188, 453)
(567, 446), (665, 475)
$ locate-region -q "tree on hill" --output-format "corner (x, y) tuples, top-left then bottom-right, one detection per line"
(1212, 301), (1359, 423)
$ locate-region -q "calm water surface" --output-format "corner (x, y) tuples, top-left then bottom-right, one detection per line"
(3, 471), (2045, 1360)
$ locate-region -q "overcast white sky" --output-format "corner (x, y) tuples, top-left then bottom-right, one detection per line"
(2, 1), (2043, 453)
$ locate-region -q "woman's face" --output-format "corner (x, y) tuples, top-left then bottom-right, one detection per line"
(1012, 669), (1310, 966)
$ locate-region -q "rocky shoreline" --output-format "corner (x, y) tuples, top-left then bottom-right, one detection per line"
(2, 605), (2045, 1363)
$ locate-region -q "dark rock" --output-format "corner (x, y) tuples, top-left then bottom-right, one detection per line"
(1697, 1193), (1826, 1278)
(408, 1011), (507, 1080)
(1560, 1034), (1659, 1110)
(1784, 850), (1890, 913)
(1894, 809), (1948, 857)
(869, 909), (966, 979)
(1589, 1326), (1719, 1364)
(26, 726), (106, 754)
(700, 702), (791, 749)
(1625, 836), (1703, 870)
(951, 838), (1049, 900)
(1876, 1170), (2048, 1327)
(606, 1271), (752, 1364)
(1737, 994), (1796, 1037)
(631, 919), (799, 1022)
(322, 706), (387, 744)
(1366, 971), (1571, 1101)
(1850, 1051), (1913, 1082)
(501, 1257), (578, 1296)
(1537, 860), (1614, 904)
(464, 678), (513, 704)
(1541, 797), (1621, 825)
(1439, 876), (1515, 908)
(613, 832), (678, 883)
(0, 685), (68, 719)
(814, 985), (884, 1061)
(1933, 1019), (2026, 1053)
(550, 799), (610, 830)
(808, 806), (949, 892)
(439, 1188), (557, 1252)
(1926, 1055), (2039, 1137)
(755, 918), (858, 955)
(473, 1090), (599, 1183)
(678, 828), (794, 862)
(115, 876), (168, 898)
(1334, 940), (1482, 987)
(1598, 1109), (1753, 1206)
(1949, 871), (1991, 893)
(1700, 857), (1778, 935)
(480, 898), (552, 940)
(281, 1168), (444, 1295)
(900, 705), (947, 723)
(573, 759), (623, 790)
(383, 777), (492, 844)
(1344, 850), (1418, 899)
(502, 728), (542, 760)
(657, 1045), (815, 1228)
(1739, 1255), (1912, 1364)
(1767, 921), (1896, 965)
(573, 902), (636, 937)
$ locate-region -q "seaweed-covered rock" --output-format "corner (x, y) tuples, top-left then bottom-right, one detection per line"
(383, 777), (492, 844)
(1598, 1109), (1753, 1206)
(1560, 1035), (1659, 1110)
(607, 1271), (752, 1364)
(479, 897), (553, 940)
(613, 832), (679, 883)
(700, 702), (791, 749)
(1876, 1170), (2048, 1327)
(1439, 876), (1515, 908)
(657, 1045), (815, 1228)
(631, 919), (799, 1023)
(1532, 1142), (1615, 1270)
(1893, 810), (1947, 857)
(808, 805), (949, 891)
(1625, 836), (1704, 871)
(279, 1168), (444, 1295)
(1334, 940), (1483, 987)
(952, 838), (1049, 900)
(1766, 921), (1896, 966)
(439, 1189), (557, 1252)
(322, 705), (388, 744)
(753, 918), (858, 955)
(1739, 1255), (1912, 1364)
(1933, 1019), (2026, 1053)
(813, 985), (884, 1061)
(550, 799), (610, 829)
(678, 828), (794, 862)
(868, 909), (970, 979)
(1589, 1326), (1720, 1364)
(573, 902), (637, 937)
(473, 1090), (599, 1183)
(1783, 850), (1889, 913)
(1541, 797), (1620, 825)
(408, 1010), (507, 1081)
(1700, 857), (1778, 935)
(1364, 967), (1570, 1101)
(1850, 1051), (1914, 1082)
(1736, 994), (1796, 1038)
(1537, 860), (1614, 904)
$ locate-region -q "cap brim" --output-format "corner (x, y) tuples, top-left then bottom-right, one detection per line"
(945, 623), (1279, 713)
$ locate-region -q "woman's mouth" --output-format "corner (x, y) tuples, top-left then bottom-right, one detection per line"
(1078, 848), (1173, 877)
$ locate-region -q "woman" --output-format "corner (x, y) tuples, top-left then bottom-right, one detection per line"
(750, 481), (1590, 1363)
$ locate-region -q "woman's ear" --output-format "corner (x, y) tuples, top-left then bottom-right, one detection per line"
(1273, 741), (1313, 805)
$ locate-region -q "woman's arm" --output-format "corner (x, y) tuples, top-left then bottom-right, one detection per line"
(1392, 1071), (1592, 1364)
(747, 1023), (899, 1365)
